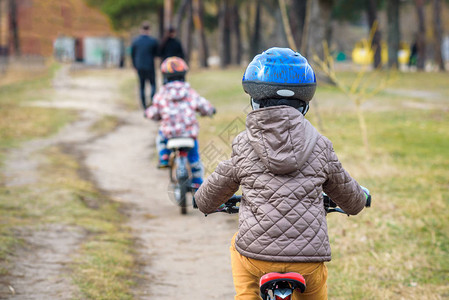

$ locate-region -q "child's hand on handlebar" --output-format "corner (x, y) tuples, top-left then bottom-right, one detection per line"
(360, 186), (371, 207)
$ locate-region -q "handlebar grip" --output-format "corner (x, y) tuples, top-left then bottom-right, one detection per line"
(365, 194), (371, 207)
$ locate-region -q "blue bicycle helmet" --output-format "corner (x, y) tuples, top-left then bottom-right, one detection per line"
(242, 47), (316, 114)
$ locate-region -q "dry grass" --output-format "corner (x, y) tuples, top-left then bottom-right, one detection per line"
(0, 67), (136, 299)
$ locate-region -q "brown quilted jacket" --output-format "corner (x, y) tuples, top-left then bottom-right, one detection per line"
(195, 106), (367, 262)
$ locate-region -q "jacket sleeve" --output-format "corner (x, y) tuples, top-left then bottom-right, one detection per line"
(131, 41), (136, 69)
(322, 141), (367, 215)
(190, 89), (215, 116)
(195, 139), (241, 214)
(145, 94), (162, 120)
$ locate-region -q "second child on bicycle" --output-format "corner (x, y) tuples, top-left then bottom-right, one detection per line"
(145, 57), (215, 189)
(195, 48), (370, 299)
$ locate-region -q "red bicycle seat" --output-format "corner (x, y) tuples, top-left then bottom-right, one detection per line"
(260, 272), (306, 294)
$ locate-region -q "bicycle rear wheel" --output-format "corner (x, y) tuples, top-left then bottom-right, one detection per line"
(179, 182), (188, 215)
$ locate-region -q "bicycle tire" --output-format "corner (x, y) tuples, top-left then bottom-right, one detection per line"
(180, 181), (188, 215)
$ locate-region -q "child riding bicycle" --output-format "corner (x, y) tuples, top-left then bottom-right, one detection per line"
(195, 48), (370, 299)
(145, 57), (215, 189)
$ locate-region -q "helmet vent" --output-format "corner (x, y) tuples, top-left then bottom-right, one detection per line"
(276, 89), (295, 97)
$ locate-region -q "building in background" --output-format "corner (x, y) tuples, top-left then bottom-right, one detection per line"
(0, 0), (124, 66)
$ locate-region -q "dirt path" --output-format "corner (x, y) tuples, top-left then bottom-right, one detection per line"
(2, 67), (237, 299)
(79, 76), (238, 299)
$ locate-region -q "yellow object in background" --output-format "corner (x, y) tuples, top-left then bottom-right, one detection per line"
(352, 39), (410, 65)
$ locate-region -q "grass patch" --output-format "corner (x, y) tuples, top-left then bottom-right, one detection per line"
(0, 64), (75, 164)
(0, 65), (74, 268)
(118, 74), (140, 111)
(190, 68), (449, 299)
(41, 147), (136, 299)
(0, 146), (136, 299)
(89, 115), (121, 136)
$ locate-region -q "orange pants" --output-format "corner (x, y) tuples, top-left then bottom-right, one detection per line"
(230, 233), (328, 300)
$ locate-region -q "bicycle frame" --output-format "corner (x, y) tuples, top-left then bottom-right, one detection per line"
(167, 138), (195, 215)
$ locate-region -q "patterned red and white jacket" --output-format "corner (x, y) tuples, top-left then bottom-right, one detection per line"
(145, 81), (215, 138)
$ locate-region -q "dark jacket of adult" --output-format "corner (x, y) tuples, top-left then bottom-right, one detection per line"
(131, 35), (159, 71)
(159, 38), (184, 61)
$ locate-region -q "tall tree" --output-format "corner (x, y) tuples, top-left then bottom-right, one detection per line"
(279, 0), (297, 50)
(164, 0), (174, 30)
(231, 2), (242, 65)
(249, 0), (262, 59)
(9, 0), (19, 56)
(185, 0), (194, 63)
(302, 0), (333, 60)
(219, 0), (231, 67)
(387, 0), (400, 68)
(175, 0), (193, 63)
(290, 0), (307, 51)
(192, 0), (209, 67)
(366, 0), (381, 68)
(432, 0), (445, 71)
(414, 0), (426, 70)
(175, 0), (190, 34)
(0, 0), (3, 50)
(86, 0), (163, 30)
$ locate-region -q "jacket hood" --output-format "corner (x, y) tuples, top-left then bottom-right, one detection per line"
(246, 106), (320, 175)
(162, 81), (190, 101)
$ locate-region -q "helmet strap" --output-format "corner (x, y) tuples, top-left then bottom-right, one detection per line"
(250, 98), (260, 110)
(300, 103), (309, 115)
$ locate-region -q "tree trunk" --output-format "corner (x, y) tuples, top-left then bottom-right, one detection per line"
(175, 0), (190, 34)
(290, 0), (307, 51)
(433, 0), (445, 71)
(184, 0), (193, 64)
(273, 3), (287, 48)
(366, 0), (382, 68)
(302, 0), (333, 60)
(414, 0), (426, 70)
(387, 0), (400, 69)
(178, 0), (193, 64)
(244, 1), (252, 60)
(250, 0), (261, 59)
(164, 0), (174, 30)
(192, 0), (209, 67)
(279, 0), (297, 50)
(158, 6), (164, 39)
(219, 0), (231, 68)
(9, 0), (20, 56)
(231, 3), (242, 65)
(0, 0), (2, 48)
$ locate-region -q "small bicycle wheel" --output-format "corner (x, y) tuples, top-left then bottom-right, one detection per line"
(179, 181), (188, 215)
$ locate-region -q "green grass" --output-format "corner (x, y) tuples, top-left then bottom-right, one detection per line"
(0, 64), (74, 163)
(190, 68), (449, 299)
(89, 115), (121, 136)
(42, 147), (136, 299)
(322, 109), (449, 299)
(0, 68), (136, 299)
(0, 65), (74, 270)
(0, 147), (136, 299)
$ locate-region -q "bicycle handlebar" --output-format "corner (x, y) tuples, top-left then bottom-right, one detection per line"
(206, 193), (371, 215)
